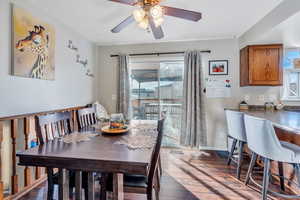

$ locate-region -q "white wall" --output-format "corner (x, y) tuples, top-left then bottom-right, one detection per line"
(239, 0), (300, 47)
(97, 39), (282, 150)
(0, 0), (98, 190)
(0, 0), (97, 117)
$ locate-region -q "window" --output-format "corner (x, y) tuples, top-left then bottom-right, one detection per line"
(284, 49), (300, 69)
(283, 48), (300, 100)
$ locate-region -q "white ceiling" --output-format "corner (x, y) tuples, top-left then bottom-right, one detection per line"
(23, 0), (283, 45)
(254, 11), (300, 47)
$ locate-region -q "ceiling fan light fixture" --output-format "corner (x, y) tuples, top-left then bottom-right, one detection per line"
(154, 17), (164, 27)
(133, 9), (146, 22)
(150, 5), (163, 19)
(109, 0), (203, 40)
(138, 17), (149, 29)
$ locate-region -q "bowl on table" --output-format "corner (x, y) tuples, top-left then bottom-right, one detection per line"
(101, 125), (129, 135)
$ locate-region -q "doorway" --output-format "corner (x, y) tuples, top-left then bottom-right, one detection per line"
(130, 57), (184, 147)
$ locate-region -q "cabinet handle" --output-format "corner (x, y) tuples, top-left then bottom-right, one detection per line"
(265, 63), (271, 80)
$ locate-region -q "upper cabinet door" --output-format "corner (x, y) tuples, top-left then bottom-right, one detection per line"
(240, 44), (283, 86)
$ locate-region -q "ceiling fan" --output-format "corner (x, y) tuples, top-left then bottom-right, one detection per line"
(109, 0), (202, 39)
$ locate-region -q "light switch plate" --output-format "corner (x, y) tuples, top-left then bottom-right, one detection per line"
(112, 94), (117, 100)
(269, 95), (277, 102)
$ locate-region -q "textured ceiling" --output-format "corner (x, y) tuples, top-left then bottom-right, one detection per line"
(22, 0), (283, 45)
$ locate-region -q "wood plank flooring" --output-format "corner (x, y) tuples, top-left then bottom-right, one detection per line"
(18, 149), (291, 200)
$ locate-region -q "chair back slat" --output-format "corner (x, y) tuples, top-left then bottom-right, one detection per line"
(58, 121), (63, 137)
(80, 116), (83, 127)
(147, 118), (165, 190)
(62, 120), (66, 136)
(77, 107), (97, 129)
(91, 113), (95, 124)
(87, 115), (91, 125)
(36, 112), (72, 144)
(56, 122), (61, 136)
(40, 126), (47, 142)
(52, 123), (59, 138)
(92, 113), (96, 124)
(86, 115), (89, 125)
(46, 124), (53, 141)
(82, 116), (86, 127)
(79, 116), (82, 128)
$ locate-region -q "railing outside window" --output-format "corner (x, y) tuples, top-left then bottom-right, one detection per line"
(130, 59), (184, 147)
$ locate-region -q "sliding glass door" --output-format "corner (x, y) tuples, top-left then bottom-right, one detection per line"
(130, 59), (184, 147)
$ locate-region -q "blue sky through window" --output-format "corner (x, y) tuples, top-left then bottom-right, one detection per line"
(284, 50), (300, 68)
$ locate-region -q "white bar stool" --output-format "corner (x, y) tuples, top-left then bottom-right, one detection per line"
(244, 115), (300, 200)
(225, 110), (247, 180)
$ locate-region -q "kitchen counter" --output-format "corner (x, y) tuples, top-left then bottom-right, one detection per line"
(225, 109), (300, 133)
(226, 108), (300, 193)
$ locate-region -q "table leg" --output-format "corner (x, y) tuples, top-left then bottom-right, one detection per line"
(75, 171), (82, 200)
(113, 173), (124, 200)
(58, 169), (69, 200)
(87, 172), (95, 200)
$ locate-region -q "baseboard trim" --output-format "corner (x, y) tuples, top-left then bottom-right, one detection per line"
(199, 146), (228, 151)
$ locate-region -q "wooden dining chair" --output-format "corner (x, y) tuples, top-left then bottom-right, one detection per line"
(36, 112), (73, 144)
(77, 107), (97, 130)
(104, 118), (165, 200)
(35, 112), (89, 200)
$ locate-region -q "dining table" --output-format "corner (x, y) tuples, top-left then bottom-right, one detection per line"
(17, 120), (158, 200)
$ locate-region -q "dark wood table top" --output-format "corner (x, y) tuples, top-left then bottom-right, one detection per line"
(227, 109), (300, 133)
(17, 120), (158, 175)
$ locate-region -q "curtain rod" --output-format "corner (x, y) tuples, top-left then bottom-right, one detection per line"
(110, 50), (211, 57)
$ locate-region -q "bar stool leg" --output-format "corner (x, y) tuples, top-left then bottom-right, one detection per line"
(278, 162), (285, 191)
(245, 152), (257, 186)
(227, 138), (237, 166)
(295, 164), (300, 186)
(237, 141), (245, 180)
(262, 158), (270, 200)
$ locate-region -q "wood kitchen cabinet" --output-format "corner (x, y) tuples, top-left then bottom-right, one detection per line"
(240, 44), (283, 86)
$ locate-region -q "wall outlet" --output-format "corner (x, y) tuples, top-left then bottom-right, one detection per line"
(244, 95), (250, 102)
(258, 95), (265, 102)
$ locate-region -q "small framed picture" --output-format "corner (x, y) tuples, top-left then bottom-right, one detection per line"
(209, 60), (228, 75)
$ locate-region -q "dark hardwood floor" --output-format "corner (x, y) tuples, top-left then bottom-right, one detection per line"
(19, 149), (288, 200)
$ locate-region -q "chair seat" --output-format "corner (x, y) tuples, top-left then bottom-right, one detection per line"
(280, 141), (300, 162)
(106, 174), (148, 191)
(124, 174), (148, 188)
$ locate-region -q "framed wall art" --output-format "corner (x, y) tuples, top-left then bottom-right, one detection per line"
(12, 5), (56, 80)
(209, 60), (228, 76)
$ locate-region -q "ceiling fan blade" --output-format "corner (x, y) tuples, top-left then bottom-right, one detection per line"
(163, 6), (202, 22)
(149, 18), (164, 40)
(108, 0), (137, 6)
(111, 15), (135, 33)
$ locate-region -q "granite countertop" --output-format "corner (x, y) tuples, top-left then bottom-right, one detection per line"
(225, 107), (300, 133)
